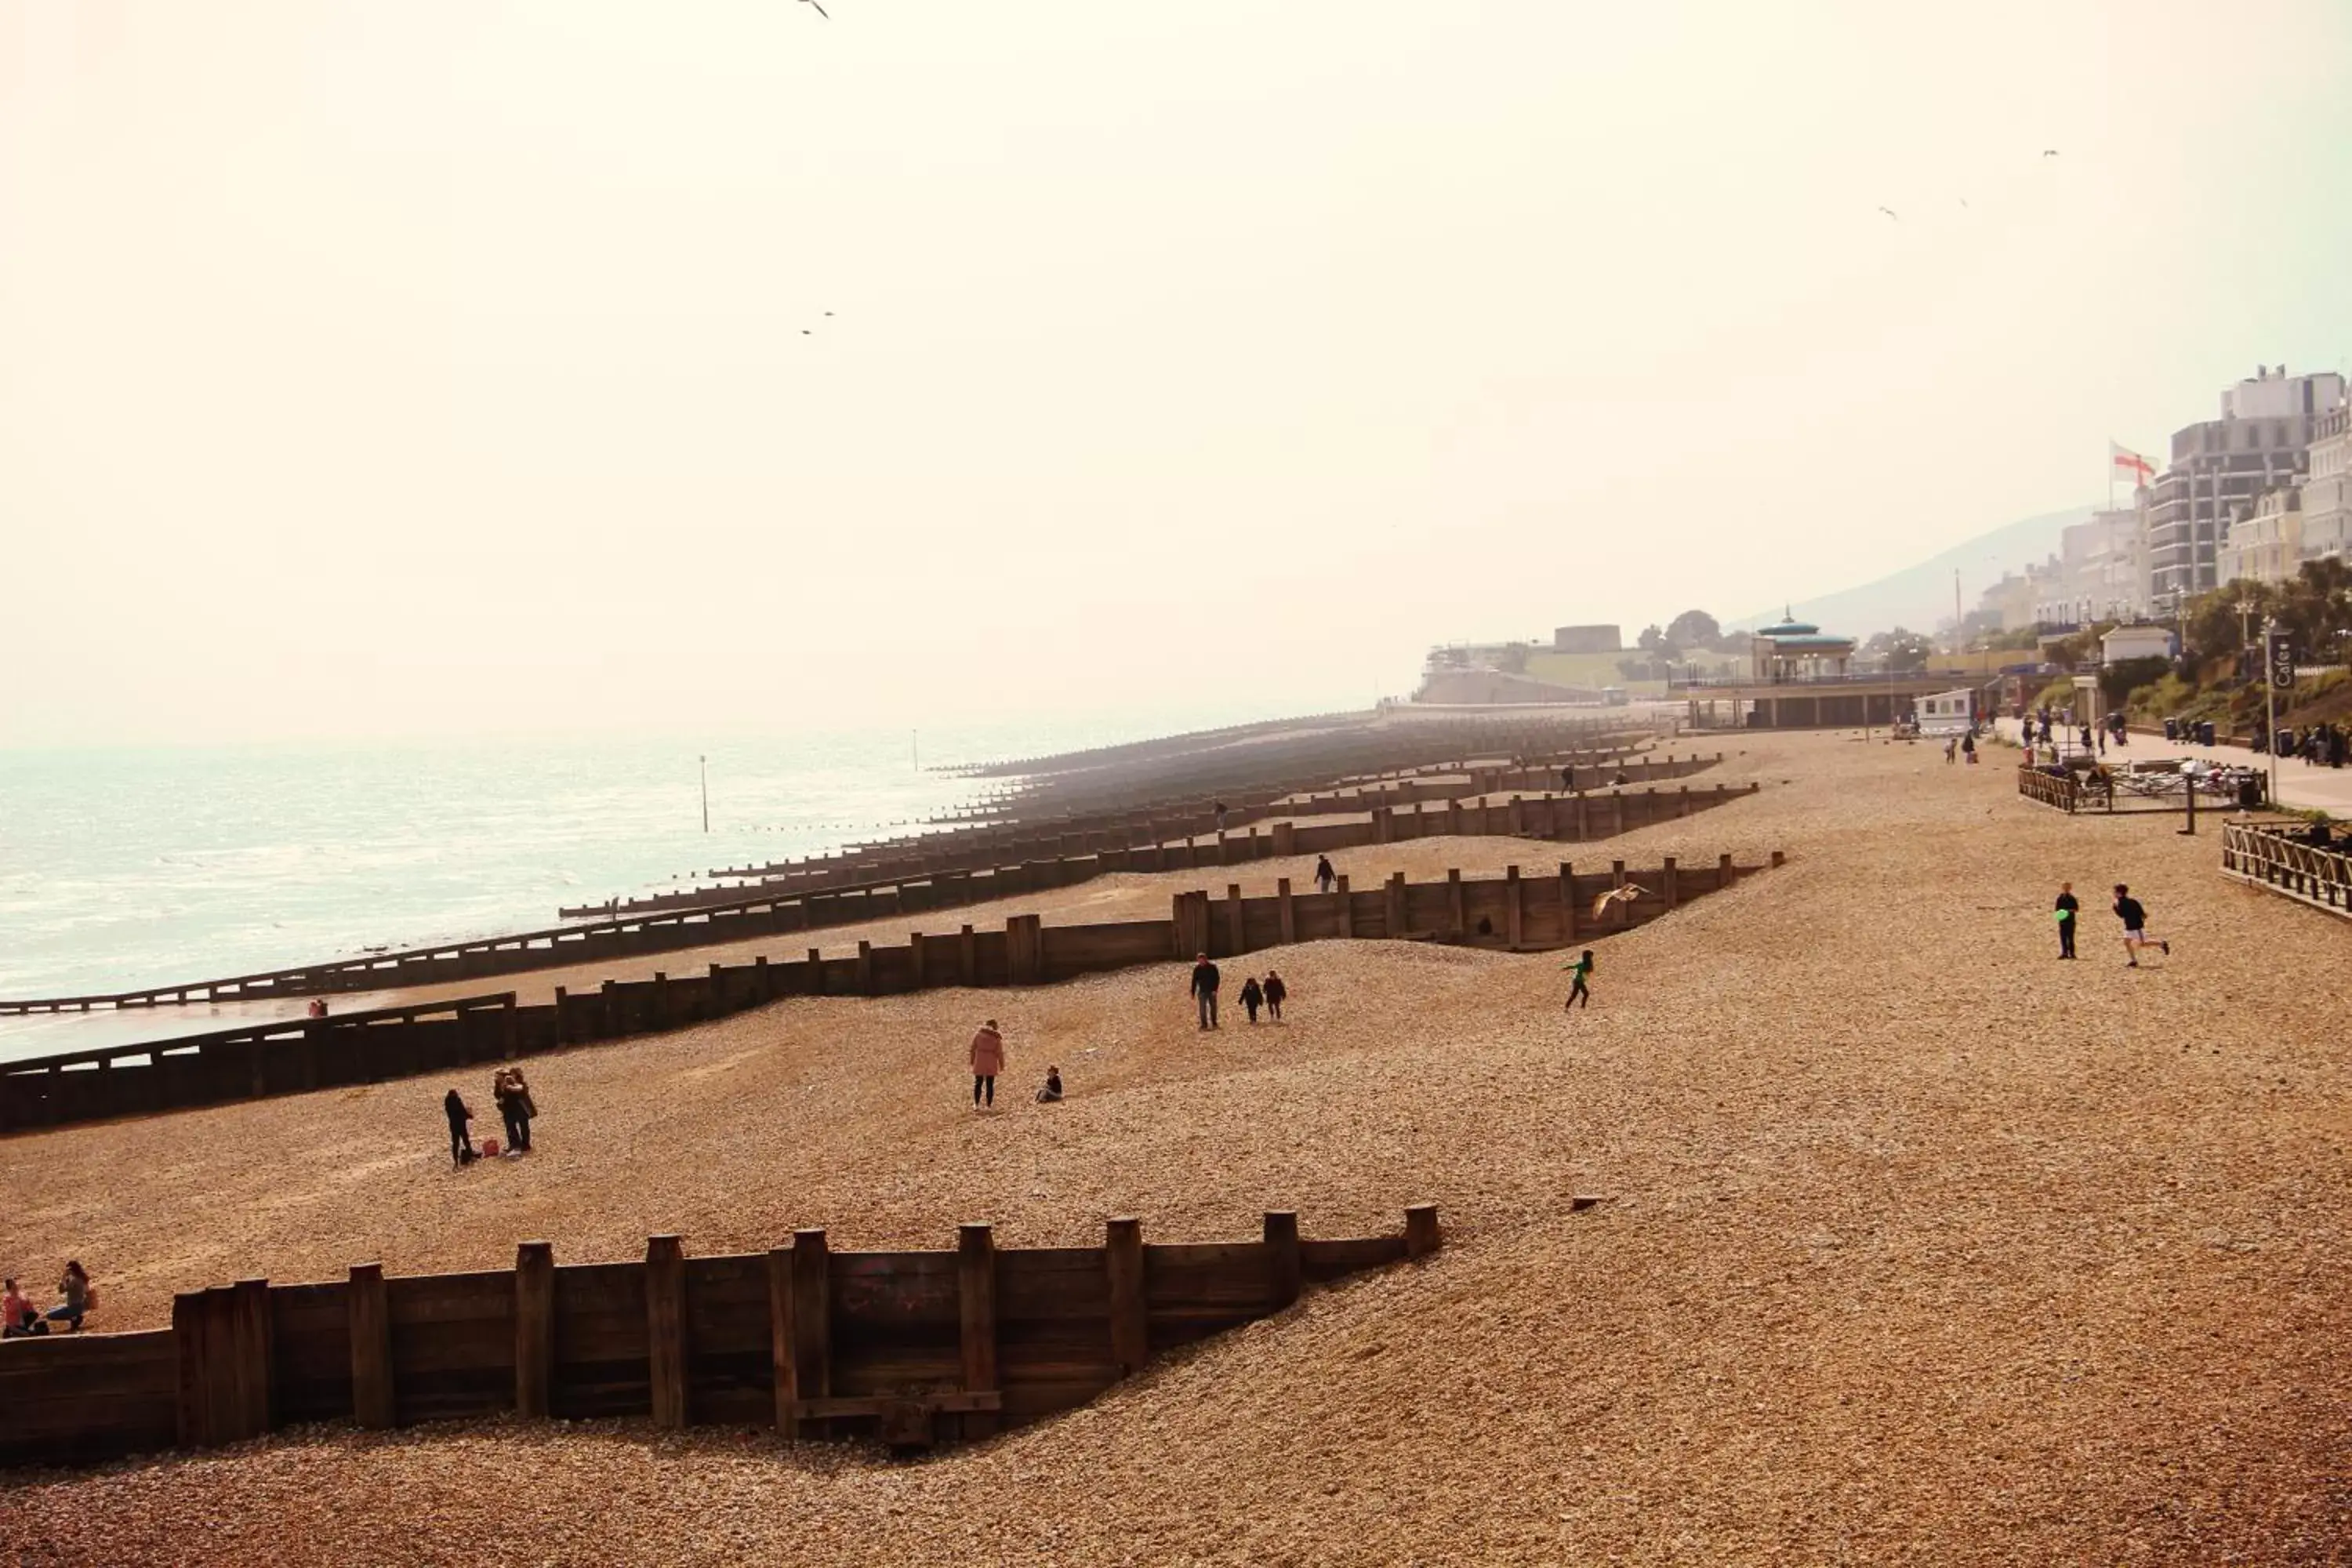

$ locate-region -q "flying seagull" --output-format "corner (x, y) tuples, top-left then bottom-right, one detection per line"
(800, 0), (828, 16)
(2042, 148), (2059, 157)
(1877, 205), (1900, 221)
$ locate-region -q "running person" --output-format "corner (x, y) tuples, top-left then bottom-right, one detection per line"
(1563, 949), (1594, 1010)
(2111, 884), (2170, 967)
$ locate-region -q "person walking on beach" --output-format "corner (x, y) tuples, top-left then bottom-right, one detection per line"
(2054, 882), (2079, 959)
(970, 1019), (1004, 1109)
(444, 1087), (477, 1167)
(1239, 975), (1264, 1023)
(1313, 855), (1338, 895)
(492, 1067), (535, 1154)
(1190, 953), (1221, 1029)
(1261, 970), (1287, 1021)
(1563, 949), (1595, 1010)
(2112, 884), (2169, 967)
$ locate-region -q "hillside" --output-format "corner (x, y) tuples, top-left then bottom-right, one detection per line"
(1733, 505), (2090, 638)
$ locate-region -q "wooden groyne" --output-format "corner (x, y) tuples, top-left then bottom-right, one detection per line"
(0, 847), (1780, 1134)
(0, 764), (1741, 1018)
(0, 1207), (1439, 1468)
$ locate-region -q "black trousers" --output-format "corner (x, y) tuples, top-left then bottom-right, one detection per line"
(1567, 978), (1589, 1008)
(2059, 921), (2076, 957)
(502, 1107), (530, 1151)
(448, 1120), (470, 1164)
(974, 1074), (995, 1106)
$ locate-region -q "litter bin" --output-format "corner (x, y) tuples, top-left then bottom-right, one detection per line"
(2238, 774), (2265, 810)
(2198, 720), (2216, 747)
(2163, 718), (2178, 741)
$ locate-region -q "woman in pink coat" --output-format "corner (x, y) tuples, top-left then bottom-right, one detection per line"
(969, 1019), (1005, 1110)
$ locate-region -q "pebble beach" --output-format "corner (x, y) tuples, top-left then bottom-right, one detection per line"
(3, 729), (2347, 1565)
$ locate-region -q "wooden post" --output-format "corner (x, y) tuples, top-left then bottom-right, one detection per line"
(1277, 877), (1296, 943)
(172, 1290), (209, 1446)
(651, 971), (669, 1029)
(347, 1262), (394, 1430)
(909, 932), (926, 989)
(1505, 866), (1523, 949)
(855, 941), (875, 996)
(766, 1246), (799, 1439)
(1334, 874), (1353, 938)
(515, 1241), (554, 1420)
(1226, 884), (1245, 955)
(1661, 856), (1679, 910)
(1718, 851), (1734, 890)
(1770, 850), (1785, 868)
(1406, 1204), (1442, 1260)
(791, 1229), (831, 1435)
(755, 956), (772, 1001)
(1574, 793), (1592, 839)
(1385, 872), (1407, 939)
(1559, 862), (1577, 940)
(805, 948), (824, 996)
(1507, 795), (1524, 836)
(960, 924), (978, 985)
(1105, 1216), (1148, 1377)
(646, 1236), (687, 1430)
(500, 994), (518, 1059)
(600, 978), (619, 1038)
(958, 1223), (1000, 1440)
(1265, 1210), (1302, 1310)
(550, 986), (570, 1047)
(1446, 869), (1465, 938)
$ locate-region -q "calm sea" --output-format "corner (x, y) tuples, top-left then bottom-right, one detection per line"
(0, 710), (1274, 1063)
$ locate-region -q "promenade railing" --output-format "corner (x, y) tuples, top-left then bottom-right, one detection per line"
(2220, 821), (2352, 919)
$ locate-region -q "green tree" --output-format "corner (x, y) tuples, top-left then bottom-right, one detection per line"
(1862, 627), (1932, 673)
(1636, 623), (1667, 654)
(1664, 609), (1721, 651)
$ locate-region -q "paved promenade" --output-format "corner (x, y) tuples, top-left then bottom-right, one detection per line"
(1994, 717), (2352, 815)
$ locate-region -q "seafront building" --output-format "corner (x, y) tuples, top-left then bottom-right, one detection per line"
(2299, 403), (2352, 561)
(2144, 365), (2344, 607)
(2216, 487), (2304, 586)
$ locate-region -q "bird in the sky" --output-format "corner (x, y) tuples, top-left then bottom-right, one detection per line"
(1877, 205), (1900, 221)
(2042, 148), (2059, 157)
(800, 0), (828, 16)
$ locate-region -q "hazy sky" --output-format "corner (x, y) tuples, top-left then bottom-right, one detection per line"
(6, 0), (2351, 743)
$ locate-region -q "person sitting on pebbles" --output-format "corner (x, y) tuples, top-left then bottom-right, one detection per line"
(1035, 1065), (1064, 1103)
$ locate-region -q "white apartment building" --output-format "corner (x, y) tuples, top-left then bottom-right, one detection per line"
(2216, 488), (2303, 586)
(2300, 403), (2352, 561)
(2034, 506), (2146, 624)
(2144, 365), (2345, 606)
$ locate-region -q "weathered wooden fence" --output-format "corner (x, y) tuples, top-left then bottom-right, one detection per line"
(2016, 763), (2267, 815)
(0, 1208), (1439, 1469)
(0, 768), (1743, 1018)
(0, 849), (1780, 1134)
(2220, 820), (2352, 920)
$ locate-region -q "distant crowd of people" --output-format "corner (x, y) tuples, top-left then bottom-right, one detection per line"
(2254, 721), (2349, 768)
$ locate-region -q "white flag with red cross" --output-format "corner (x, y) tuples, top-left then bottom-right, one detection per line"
(2110, 441), (2156, 485)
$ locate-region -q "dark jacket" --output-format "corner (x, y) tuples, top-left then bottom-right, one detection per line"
(2113, 896), (2147, 930)
(444, 1090), (471, 1127)
(1238, 978), (1264, 1007)
(1190, 960), (1221, 997)
(1262, 975), (1287, 1004)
